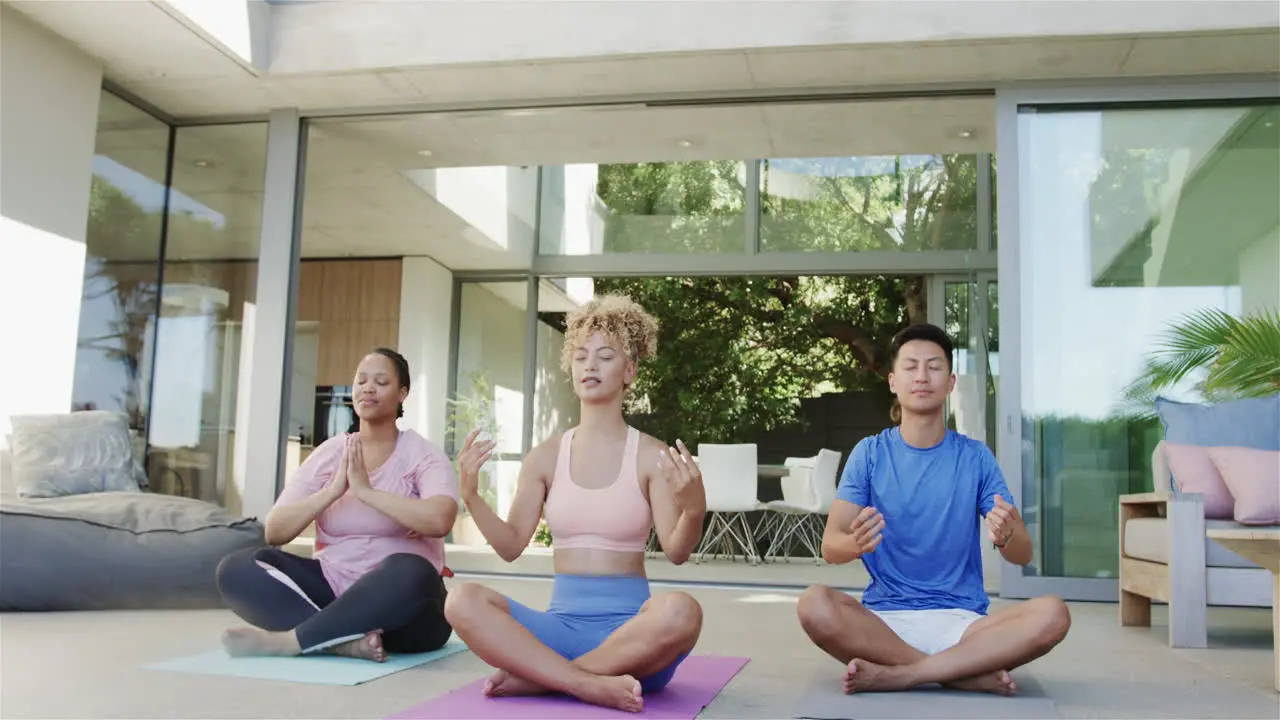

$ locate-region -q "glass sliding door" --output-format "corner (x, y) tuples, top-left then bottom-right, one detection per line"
(450, 280), (532, 542)
(931, 273), (998, 454)
(930, 272), (1001, 591)
(73, 91), (171, 474)
(145, 123), (269, 512)
(1000, 91), (1279, 599)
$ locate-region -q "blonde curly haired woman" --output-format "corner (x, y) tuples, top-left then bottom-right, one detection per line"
(444, 294), (707, 713)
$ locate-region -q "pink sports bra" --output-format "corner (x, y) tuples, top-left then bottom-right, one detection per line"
(543, 426), (652, 553)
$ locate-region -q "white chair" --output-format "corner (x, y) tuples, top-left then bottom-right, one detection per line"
(757, 455), (813, 557)
(694, 443), (766, 564)
(763, 449), (840, 563)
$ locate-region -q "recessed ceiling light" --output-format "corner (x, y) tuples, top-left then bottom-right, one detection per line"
(677, 139), (693, 148)
(192, 159), (213, 168)
(956, 129), (975, 139)
(417, 150), (433, 157)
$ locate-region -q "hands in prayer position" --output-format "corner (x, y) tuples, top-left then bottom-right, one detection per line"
(345, 435), (374, 499)
(324, 438), (352, 502)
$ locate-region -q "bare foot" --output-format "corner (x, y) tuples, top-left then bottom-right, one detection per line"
(946, 669), (1017, 696)
(842, 659), (909, 694)
(577, 674), (644, 713)
(483, 669), (549, 697)
(222, 626), (298, 657)
(328, 631), (386, 662)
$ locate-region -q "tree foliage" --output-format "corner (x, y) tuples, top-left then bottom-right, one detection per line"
(591, 156), (985, 444)
(76, 176), (162, 425)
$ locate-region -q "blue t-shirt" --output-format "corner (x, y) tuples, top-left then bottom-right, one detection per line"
(836, 427), (1011, 615)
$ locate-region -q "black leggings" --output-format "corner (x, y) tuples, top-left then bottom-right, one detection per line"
(215, 548), (451, 654)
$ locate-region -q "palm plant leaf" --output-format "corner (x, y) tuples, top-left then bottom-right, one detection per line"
(1130, 308), (1236, 392)
(1203, 309), (1280, 397)
(1119, 306), (1280, 417)
(1160, 307), (1239, 351)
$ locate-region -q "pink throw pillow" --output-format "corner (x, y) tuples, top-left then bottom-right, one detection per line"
(1163, 442), (1236, 519)
(1207, 447), (1280, 525)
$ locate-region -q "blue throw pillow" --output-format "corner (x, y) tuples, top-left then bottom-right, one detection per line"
(1155, 395), (1280, 451)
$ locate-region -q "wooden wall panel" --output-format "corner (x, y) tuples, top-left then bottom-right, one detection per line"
(296, 262), (324, 322)
(308, 259), (402, 385)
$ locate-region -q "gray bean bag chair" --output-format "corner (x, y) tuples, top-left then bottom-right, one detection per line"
(0, 491), (265, 611)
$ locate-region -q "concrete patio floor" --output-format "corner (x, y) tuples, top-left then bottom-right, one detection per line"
(1, 574), (1275, 719)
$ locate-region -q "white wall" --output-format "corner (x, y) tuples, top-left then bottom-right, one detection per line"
(455, 284), (527, 453)
(402, 166), (538, 265)
(539, 165), (606, 258)
(533, 318), (579, 448)
(268, 0), (1280, 75)
(287, 324), (319, 439)
(0, 6), (104, 444)
(397, 256), (454, 447)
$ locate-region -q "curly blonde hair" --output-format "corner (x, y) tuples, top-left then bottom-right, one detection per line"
(560, 294), (660, 373)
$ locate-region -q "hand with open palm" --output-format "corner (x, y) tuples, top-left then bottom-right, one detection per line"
(457, 429), (496, 502)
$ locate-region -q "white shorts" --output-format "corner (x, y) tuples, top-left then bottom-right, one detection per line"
(870, 608), (983, 656)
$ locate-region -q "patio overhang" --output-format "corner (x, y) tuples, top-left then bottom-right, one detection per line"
(5, 1), (1278, 120)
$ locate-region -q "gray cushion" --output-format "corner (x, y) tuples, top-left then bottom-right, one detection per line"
(0, 492), (264, 611)
(1124, 516), (1261, 569)
(8, 412), (143, 498)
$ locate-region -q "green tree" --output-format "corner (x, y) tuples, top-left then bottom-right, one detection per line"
(591, 156), (982, 444)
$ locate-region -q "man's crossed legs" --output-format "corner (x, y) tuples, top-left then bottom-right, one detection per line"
(797, 585), (1071, 695)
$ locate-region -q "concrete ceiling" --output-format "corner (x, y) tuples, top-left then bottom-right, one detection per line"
(8, 1), (1280, 119)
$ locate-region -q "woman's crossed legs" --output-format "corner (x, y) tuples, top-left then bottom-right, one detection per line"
(443, 577), (701, 714)
(216, 547), (451, 661)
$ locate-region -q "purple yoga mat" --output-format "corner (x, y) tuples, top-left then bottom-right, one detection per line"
(387, 655), (748, 719)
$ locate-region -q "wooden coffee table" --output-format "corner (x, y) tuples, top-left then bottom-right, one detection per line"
(1205, 526), (1280, 692)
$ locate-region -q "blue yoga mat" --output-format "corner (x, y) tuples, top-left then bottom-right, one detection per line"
(145, 639), (469, 686)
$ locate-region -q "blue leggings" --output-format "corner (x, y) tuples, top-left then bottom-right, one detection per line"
(505, 574), (688, 693)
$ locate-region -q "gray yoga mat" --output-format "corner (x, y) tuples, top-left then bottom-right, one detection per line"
(793, 673), (1061, 719)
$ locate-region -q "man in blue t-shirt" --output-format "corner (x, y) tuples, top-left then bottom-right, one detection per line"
(797, 323), (1071, 695)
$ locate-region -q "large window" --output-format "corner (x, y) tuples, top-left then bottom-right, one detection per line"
(451, 281), (531, 524)
(761, 155), (982, 252)
(71, 91), (171, 470)
(537, 155), (988, 257)
(533, 97), (993, 259)
(1015, 100), (1279, 579)
(284, 116), (538, 489)
(71, 100), (271, 513)
(144, 123), (268, 512)
(538, 162), (748, 255)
